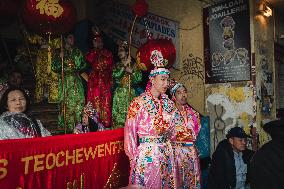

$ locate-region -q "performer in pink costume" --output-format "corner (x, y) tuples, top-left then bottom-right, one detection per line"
(85, 28), (113, 128)
(124, 50), (178, 189)
(170, 80), (201, 189)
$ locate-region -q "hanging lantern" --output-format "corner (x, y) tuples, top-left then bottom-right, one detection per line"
(0, 0), (20, 26)
(132, 0), (148, 17)
(21, 0), (76, 35)
(136, 38), (176, 72)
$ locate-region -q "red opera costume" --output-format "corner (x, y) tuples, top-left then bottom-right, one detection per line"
(85, 48), (113, 128)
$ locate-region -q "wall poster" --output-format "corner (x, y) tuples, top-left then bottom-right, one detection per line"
(204, 0), (251, 83)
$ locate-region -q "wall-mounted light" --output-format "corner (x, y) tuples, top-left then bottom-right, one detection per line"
(258, 2), (272, 17)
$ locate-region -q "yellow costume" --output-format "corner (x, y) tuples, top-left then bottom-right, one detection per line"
(28, 35), (60, 103)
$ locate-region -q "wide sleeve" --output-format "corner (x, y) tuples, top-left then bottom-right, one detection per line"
(85, 51), (95, 63)
(124, 98), (140, 161)
(169, 109), (178, 141)
(193, 110), (201, 137)
(37, 120), (51, 137)
(112, 65), (125, 83)
(0, 118), (25, 140)
(98, 51), (113, 71)
(73, 49), (86, 71)
(131, 66), (142, 85)
(51, 52), (62, 73)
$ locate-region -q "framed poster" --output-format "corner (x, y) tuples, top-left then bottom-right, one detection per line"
(204, 0), (251, 83)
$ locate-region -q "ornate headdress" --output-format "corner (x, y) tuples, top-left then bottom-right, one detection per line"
(119, 41), (128, 49)
(149, 50), (170, 77)
(170, 79), (185, 95)
(83, 101), (98, 120)
(118, 40), (129, 53)
(91, 26), (102, 40)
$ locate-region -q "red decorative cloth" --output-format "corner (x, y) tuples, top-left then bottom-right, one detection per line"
(0, 129), (129, 189)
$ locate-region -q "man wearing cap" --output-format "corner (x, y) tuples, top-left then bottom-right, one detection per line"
(250, 116), (284, 189)
(208, 127), (254, 189)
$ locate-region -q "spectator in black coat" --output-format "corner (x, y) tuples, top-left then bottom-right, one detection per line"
(250, 118), (284, 189)
(208, 127), (254, 189)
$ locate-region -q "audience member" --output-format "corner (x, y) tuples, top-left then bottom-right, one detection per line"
(73, 101), (104, 134)
(208, 127), (254, 189)
(0, 69), (29, 100)
(0, 87), (50, 139)
(250, 117), (284, 189)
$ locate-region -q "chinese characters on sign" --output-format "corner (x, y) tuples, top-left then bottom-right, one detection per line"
(36, 0), (64, 18)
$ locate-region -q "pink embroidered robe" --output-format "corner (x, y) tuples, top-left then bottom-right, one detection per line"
(175, 104), (201, 189)
(124, 91), (178, 189)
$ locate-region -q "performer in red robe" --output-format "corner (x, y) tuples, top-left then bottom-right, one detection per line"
(85, 28), (113, 128)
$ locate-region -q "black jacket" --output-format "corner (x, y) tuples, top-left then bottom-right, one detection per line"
(207, 139), (254, 189)
(250, 119), (284, 189)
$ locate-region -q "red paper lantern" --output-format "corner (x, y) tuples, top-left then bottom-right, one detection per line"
(136, 38), (176, 72)
(0, 0), (20, 26)
(132, 0), (148, 17)
(21, 0), (76, 35)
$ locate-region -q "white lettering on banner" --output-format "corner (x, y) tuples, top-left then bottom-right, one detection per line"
(210, 0), (247, 20)
(105, 1), (180, 68)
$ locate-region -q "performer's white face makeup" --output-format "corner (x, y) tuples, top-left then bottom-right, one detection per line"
(7, 90), (27, 113)
(174, 86), (188, 105)
(151, 74), (169, 95)
(82, 113), (89, 126)
(93, 37), (103, 50)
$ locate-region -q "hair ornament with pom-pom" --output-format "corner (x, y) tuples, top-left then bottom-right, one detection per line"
(169, 79), (184, 95)
(149, 50), (170, 77)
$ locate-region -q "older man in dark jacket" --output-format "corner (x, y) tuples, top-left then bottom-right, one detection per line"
(250, 118), (284, 189)
(208, 127), (254, 189)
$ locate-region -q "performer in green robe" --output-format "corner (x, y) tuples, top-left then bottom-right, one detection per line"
(112, 41), (142, 129)
(52, 33), (86, 132)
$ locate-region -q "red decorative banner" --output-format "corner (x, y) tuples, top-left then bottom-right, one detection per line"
(0, 128), (129, 189)
(22, 0), (77, 35)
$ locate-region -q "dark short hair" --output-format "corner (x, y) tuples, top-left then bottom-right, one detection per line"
(63, 31), (74, 39)
(88, 117), (98, 132)
(0, 87), (30, 114)
(9, 68), (23, 77)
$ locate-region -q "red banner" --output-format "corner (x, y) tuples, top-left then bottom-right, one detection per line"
(0, 128), (129, 189)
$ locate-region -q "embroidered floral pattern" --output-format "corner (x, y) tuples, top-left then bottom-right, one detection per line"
(175, 104), (201, 189)
(125, 92), (177, 188)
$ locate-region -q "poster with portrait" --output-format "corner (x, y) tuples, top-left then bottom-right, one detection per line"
(204, 0), (251, 83)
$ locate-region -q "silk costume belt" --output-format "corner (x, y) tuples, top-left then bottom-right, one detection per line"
(177, 141), (194, 147)
(139, 136), (166, 144)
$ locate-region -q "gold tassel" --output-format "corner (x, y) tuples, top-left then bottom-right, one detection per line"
(80, 173), (85, 189)
(104, 163), (122, 189)
(47, 32), (52, 74)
